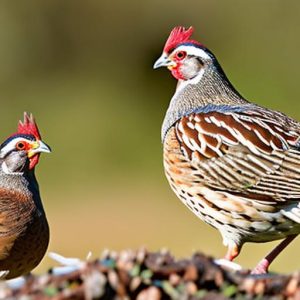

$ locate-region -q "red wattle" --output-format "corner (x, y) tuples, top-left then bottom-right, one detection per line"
(29, 155), (40, 170)
(171, 67), (185, 80)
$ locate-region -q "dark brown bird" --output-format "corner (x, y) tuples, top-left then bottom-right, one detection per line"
(0, 113), (50, 279)
(154, 26), (300, 274)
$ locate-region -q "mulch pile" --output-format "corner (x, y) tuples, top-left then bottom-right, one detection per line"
(0, 249), (299, 299)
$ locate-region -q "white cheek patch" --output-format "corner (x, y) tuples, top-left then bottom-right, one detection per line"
(175, 68), (205, 94)
(1, 161), (23, 175)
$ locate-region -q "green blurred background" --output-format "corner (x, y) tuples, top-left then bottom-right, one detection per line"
(0, 0), (300, 274)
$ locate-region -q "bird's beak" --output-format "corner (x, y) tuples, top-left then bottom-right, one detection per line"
(28, 141), (51, 158)
(153, 53), (176, 69)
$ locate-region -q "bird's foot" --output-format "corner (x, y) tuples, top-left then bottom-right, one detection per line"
(214, 258), (242, 271)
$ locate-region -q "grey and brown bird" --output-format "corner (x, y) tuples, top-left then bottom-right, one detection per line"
(0, 112), (50, 279)
(154, 26), (300, 274)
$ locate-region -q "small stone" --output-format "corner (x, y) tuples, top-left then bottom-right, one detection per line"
(137, 286), (161, 300)
(183, 264), (198, 281)
(100, 249), (110, 260)
(118, 250), (135, 270)
(37, 274), (49, 286)
(130, 277), (141, 291)
(186, 281), (197, 295)
(84, 271), (106, 300)
(214, 270), (224, 286)
(118, 269), (130, 286)
(110, 251), (118, 260)
(253, 280), (265, 295)
(108, 270), (119, 290)
(241, 278), (256, 293)
(169, 273), (181, 286)
(136, 248), (147, 264)
(117, 258), (134, 272)
(285, 272), (300, 296)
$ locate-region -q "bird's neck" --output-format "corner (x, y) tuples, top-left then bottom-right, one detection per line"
(161, 64), (248, 141)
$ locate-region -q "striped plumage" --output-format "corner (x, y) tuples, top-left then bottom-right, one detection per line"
(154, 26), (300, 273)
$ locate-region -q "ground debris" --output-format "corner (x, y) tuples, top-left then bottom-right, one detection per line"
(1, 249), (299, 299)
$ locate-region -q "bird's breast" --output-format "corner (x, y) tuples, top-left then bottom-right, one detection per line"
(0, 186), (49, 279)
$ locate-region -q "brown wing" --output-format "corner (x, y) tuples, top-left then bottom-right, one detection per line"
(175, 108), (300, 202)
(0, 190), (34, 260)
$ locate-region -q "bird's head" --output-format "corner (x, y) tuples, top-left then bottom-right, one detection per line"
(153, 26), (214, 81)
(0, 113), (51, 174)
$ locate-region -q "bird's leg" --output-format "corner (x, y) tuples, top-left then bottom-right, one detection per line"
(252, 234), (298, 275)
(214, 242), (242, 271)
(225, 243), (240, 261)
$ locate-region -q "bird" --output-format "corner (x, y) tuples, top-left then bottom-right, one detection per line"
(0, 112), (50, 279)
(154, 26), (300, 274)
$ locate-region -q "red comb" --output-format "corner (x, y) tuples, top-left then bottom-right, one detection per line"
(17, 112), (41, 140)
(163, 26), (201, 53)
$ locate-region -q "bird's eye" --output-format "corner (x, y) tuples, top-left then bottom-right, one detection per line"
(16, 142), (25, 150)
(175, 51), (187, 60)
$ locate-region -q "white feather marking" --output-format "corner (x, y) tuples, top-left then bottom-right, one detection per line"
(218, 135), (239, 146)
(187, 122), (195, 129)
(204, 117), (211, 123)
(253, 118), (269, 129)
(253, 129), (270, 145)
(269, 140), (281, 150)
(209, 116), (222, 127)
(195, 122), (238, 146)
(289, 130), (298, 136)
(275, 126), (284, 133)
(229, 128), (263, 155)
(194, 123), (206, 134)
(215, 135), (223, 148)
(246, 154), (274, 172)
(190, 138), (204, 154)
(178, 122), (184, 133)
(232, 114), (252, 130)
(232, 156), (266, 177)
(206, 142), (223, 156)
(182, 134), (195, 151)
